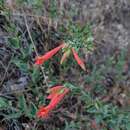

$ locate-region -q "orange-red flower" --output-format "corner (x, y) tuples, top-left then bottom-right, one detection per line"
(35, 42), (86, 71)
(60, 49), (71, 64)
(35, 44), (64, 65)
(47, 85), (65, 99)
(36, 106), (50, 118)
(36, 86), (69, 118)
(71, 48), (86, 71)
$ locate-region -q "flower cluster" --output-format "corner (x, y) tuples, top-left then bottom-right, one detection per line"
(36, 86), (69, 118)
(35, 42), (86, 118)
(35, 42), (86, 71)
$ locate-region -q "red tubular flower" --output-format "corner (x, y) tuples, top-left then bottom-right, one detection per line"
(48, 87), (69, 109)
(47, 85), (64, 99)
(71, 48), (86, 71)
(35, 44), (65, 65)
(60, 49), (71, 64)
(36, 106), (50, 118)
(47, 86), (69, 100)
(36, 86), (69, 118)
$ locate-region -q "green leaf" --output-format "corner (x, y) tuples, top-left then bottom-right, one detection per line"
(31, 67), (40, 83)
(126, 123), (130, 130)
(26, 102), (37, 118)
(38, 94), (45, 105)
(0, 0), (4, 7)
(12, 59), (28, 73)
(0, 97), (9, 109)
(4, 112), (22, 119)
(18, 95), (27, 113)
(8, 37), (20, 48)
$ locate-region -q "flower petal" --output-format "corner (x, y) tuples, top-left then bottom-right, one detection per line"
(47, 86), (68, 99)
(72, 48), (86, 71)
(60, 49), (71, 64)
(35, 56), (45, 65)
(48, 88), (69, 110)
(35, 44), (64, 65)
(36, 106), (50, 118)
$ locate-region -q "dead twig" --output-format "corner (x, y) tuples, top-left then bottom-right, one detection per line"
(1, 11), (52, 26)
(23, 14), (49, 87)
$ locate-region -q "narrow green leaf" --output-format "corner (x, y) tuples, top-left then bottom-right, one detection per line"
(8, 37), (20, 48)
(0, 97), (9, 109)
(4, 112), (22, 119)
(26, 102), (37, 118)
(18, 95), (27, 112)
